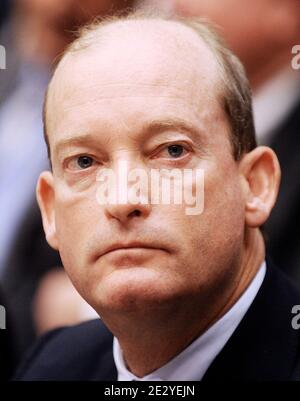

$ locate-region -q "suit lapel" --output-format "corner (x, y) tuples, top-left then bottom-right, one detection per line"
(202, 261), (300, 381)
(94, 344), (118, 381)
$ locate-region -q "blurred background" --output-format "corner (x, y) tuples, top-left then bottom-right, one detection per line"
(0, 0), (299, 380)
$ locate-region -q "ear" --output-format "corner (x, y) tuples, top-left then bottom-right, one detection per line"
(36, 171), (58, 250)
(238, 146), (281, 228)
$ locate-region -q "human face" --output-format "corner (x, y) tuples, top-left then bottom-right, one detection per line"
(40, 20), (247, 316)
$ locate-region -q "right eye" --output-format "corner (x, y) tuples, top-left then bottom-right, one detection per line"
(67, 155), (97, 171)
(77, 156), (94, 169)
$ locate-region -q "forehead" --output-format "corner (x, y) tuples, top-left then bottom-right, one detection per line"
(47, 19), (221, 145)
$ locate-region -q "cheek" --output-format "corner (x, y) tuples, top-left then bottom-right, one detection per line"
(159, 160), (244, 262)
(54, 184), (100, 287)
(184, 160), (245, 255)
(204, 164), (245, 247)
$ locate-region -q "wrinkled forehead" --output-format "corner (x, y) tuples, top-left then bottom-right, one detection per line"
(46, 19), (221, 135)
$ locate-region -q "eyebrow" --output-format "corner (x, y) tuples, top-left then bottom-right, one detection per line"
(54, 117), (205, 156)
(143, 119), (205, 144)
(54, 135), (102, 157)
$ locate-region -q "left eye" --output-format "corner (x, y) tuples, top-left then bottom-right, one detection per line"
(166, 144), (185, 158)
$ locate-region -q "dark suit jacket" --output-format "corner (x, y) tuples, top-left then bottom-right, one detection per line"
(265, 97), (300, 280)
(0, 286), (17, 381)
(14, 262), (300, 381)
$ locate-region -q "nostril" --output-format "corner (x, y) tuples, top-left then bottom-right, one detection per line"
(129, 209), (141, 218)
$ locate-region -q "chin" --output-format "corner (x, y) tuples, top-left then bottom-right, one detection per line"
(89, 267), (179, 313)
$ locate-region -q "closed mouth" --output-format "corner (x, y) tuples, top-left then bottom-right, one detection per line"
(101, 242), (168, 258)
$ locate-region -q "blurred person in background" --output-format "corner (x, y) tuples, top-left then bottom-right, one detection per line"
(0, 0), (134, 361)
(165, 0), (300, 280)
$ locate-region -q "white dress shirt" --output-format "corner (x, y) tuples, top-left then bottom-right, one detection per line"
(113, 261), (266, 381)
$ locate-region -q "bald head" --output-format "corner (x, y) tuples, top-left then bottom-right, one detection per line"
(43, 12), (256, 163)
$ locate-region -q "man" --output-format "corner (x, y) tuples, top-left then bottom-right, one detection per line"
(15, 12), (300, 381)
(169, 0), (300, 280)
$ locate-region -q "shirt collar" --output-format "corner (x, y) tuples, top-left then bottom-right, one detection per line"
(113, 260), (266, 381)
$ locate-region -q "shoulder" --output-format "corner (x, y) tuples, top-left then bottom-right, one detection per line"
(203, 261), (300, 381)
(14, 319), (116, 381)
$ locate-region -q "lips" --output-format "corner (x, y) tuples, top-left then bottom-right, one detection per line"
(100, 242), (168, 258)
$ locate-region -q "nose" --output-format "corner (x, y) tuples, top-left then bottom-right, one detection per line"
(104, 201), (151, 224)
(101, 158), (152, 224)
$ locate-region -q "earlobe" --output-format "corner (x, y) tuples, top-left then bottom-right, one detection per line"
(36, 171), (59, 250)
(239, 146), (281, 228)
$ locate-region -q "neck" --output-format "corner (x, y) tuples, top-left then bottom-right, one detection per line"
(103, 228), (265, 377)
